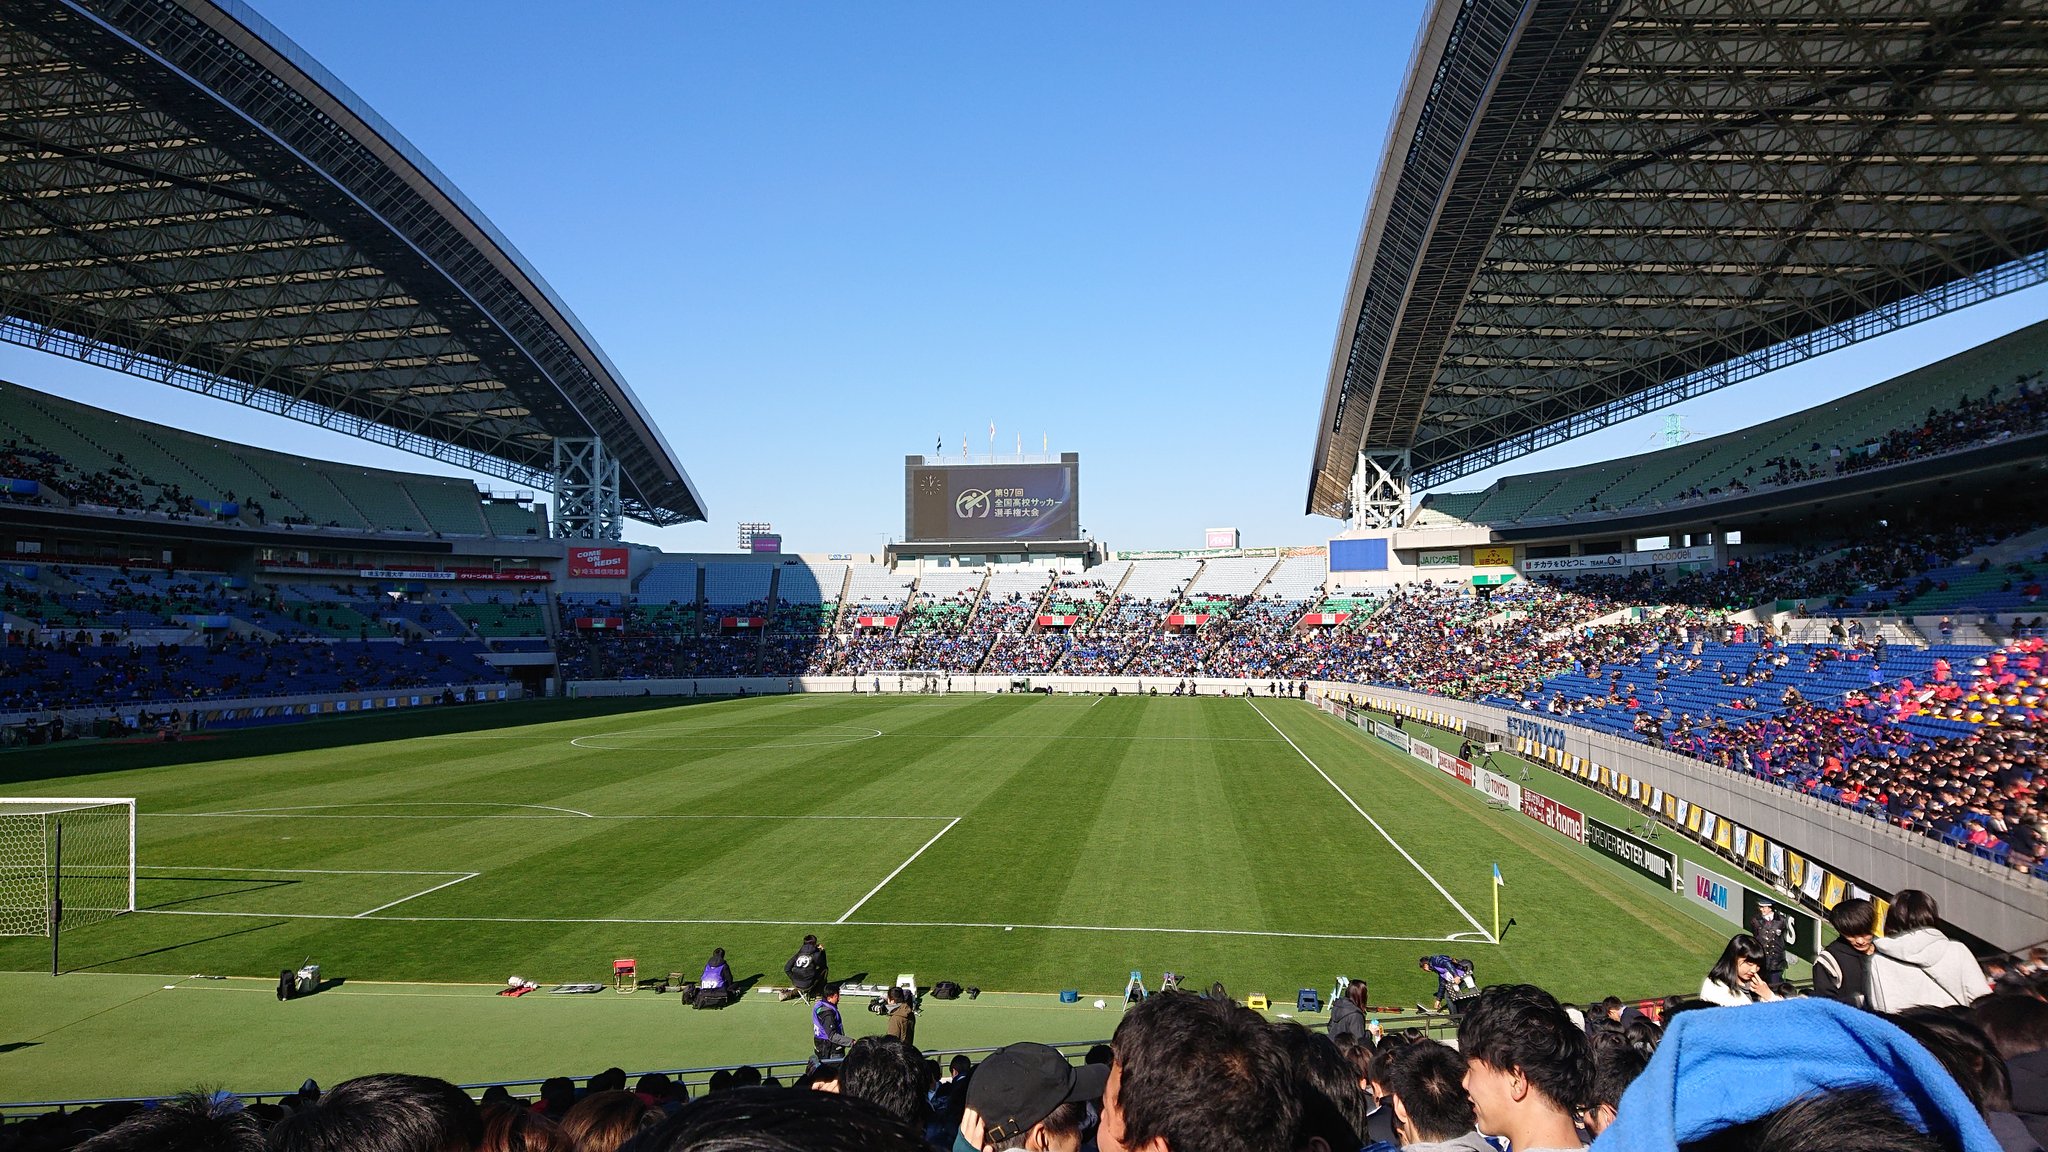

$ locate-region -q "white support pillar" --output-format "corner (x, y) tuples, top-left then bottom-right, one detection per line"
(1350, 449), (1411, 530)
(552, 437), (623, 542)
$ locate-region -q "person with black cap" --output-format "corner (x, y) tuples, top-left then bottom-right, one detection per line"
(1748, 897), (1794, 993)
(958, 1042), (1108, 1152)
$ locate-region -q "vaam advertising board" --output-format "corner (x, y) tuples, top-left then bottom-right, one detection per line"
(907, 460), (1080, 542)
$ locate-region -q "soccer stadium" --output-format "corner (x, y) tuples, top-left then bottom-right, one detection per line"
(1, 1), (2047, 1150)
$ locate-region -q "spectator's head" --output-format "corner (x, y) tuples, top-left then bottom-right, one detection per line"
(709, 947), (725, 965)
(560, 1091), (658, 1152)
(804, 934), (819, 947)
(268, 1074), (483, 1152)
(1272, 1024), (1371, 1152)
(478, 1103), (571, 1152)
(1970, 993), (2048, 1060)
(1887, 1009), (2013, 1114)
(952, 1054), (977, 1078)
(1830, 898), (1878, 953)
(74, 1091), (264, 1152)
(618, 1086), (929, 1152)
(839, 1037), (930, 1130)
(1887, 890), (1942, 933)
(960, 1042), (1106, 1152)
(1584, 1042), (1649, 1137)
(707, 1071), (734, 1095)
(1455, 985), (1591, 1149)
(823, 983), (841, 1004)
(1708, 934), (1768, 991)
(635, 1074), (683, 1106)
(1678, 1088), (1953, 1152)
(1344, 979), (1369, 1013)
(1100, 992), (1299, 1152)
(1384, 1041), (1476, 1146)
(732, 1068), (763, 1090)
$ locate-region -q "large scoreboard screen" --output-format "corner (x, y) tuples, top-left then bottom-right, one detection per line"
(906, 456), (1081, 542)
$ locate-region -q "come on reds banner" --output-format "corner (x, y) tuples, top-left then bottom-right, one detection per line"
(568, 547), (629, 579)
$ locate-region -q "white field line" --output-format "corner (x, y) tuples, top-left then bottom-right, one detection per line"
(147, 812), (951, 822)
(1246, 699), (1496, 944)
(835, 817), (961, 924)
(138, 865), (469, 876)
(135, 907), (1468, 942)
(164, 802), (595, 818)
(354, 873), (480, 918)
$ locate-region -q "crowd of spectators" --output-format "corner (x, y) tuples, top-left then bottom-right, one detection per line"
(10, 927), (2046, 1152)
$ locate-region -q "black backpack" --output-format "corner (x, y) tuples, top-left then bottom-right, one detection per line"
(931, 981), (962, 1000)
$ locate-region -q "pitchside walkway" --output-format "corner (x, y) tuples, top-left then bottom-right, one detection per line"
(0, 972), (1142, 1107)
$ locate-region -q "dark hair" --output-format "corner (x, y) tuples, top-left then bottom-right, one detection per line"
(1456, 985), (1592, 1114)
(1829, 897), (1877, 936)
(537, 1078), (577, 1117)
(710, 948), (726, 965)
(731, 1068), (762, 1090)
(1679, 1087), (1947, 1152)
(1272, 1023), (1371, 1152)
(562, 1091), (658, 1152)
(1887, 1008), (2012, 1113)
(268, 1074), (483, 1152)
(478, 1103), (572, 1152)
(1082, 1045), (1112, 1067)
(590, 1069), (628, 1095)
(1111, 992), (1301, 1152)
(983, 1102), (1087, 1152)
(1345, 979), (1370, 1012)
(1971, 993), (2048, 1060)
(950, 1054), (976, 1075)
(617, 1086), (929, 1152)
(1599, 996), (1624, 1016)
(707, 1071), (734, 1095)
(1385, 1041), (1475, 1144)
(74, 1091), (265, 1152)
(838, 1037), (930, 1130)
(1886, 890), (1941, 934)
(1588, 1044), (1648, 1113)
(636, 1074), (682, 1102)
(803, 934), (819, 946)
(1706, 934), (1765, 993)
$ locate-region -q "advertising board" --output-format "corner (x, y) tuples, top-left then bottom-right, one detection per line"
(1416, 549), (1460, 568)
(1586, 818), (1677, 888)
(568, 547), (630, 579)
(1473, 546), (1513, 567)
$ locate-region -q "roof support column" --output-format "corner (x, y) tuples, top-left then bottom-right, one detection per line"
(1351, 449), (1411, 530)
(552, 437), (622, 541)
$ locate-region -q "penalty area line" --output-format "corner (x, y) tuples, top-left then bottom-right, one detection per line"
(1246, 699), (1496, 944)
(354, 872), (480, 918)
(836, 817), (961, 924)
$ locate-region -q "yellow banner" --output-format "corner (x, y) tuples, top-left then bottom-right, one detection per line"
(1823, 874), (1847, 909)
(1747, 836), (1768, 867)
(1473, 545), (1513, 567)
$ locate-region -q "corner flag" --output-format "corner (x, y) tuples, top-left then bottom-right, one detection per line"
(1491, 863), (1503, 941)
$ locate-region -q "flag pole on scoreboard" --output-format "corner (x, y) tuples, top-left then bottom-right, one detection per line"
(1491, 862), (1504, 941)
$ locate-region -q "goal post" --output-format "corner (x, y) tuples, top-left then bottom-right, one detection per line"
(0, 799), (137, 972)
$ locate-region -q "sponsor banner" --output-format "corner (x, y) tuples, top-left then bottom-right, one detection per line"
(1164, 614), (1211, 628)
(574, 616), (625, 630)
(1521, 553), (1626, 574)
(1473, 767), (1522, 809)
(568, 547), (630, 579)
(1519, 544), (1719, 575)
(854, 615), (899, 629)
(1204, 528), (1239, 550)
(1683, 859), (1744, 924)
(1, 477), (40, 496)
(1519, 790), (1586, 844)
(1436, 746), (1476, 785)
(361, 568), (456, 581)
(1416, 549), (1460, 568)
(449, 568), (553, 582)
(1505, 716), (1567, 749)
(1473, 545), (1513, 567)
(749, 534), (783, 553)
(1036, 614), (1078, 627)
(723, 616), (769, 629)
(1299, 612), (1351, 626)
(1368, 721), (1410, 752)
(1586, 818), (1676, 888)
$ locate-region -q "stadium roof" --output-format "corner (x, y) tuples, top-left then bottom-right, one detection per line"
(1309, 0), (2048, 517)
(0, 0), (705, 525)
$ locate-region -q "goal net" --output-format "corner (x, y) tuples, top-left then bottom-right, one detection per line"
(0, 799), (136, 937)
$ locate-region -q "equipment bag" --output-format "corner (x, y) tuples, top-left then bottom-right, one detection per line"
(931, 981), (962, 1000)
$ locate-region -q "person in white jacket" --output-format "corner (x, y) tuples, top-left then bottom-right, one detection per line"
(1699, 934), (1781, 1006)
(1866, 889), (1991, 1011)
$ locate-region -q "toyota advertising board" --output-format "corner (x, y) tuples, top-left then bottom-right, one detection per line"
(568, 546), (630, 579)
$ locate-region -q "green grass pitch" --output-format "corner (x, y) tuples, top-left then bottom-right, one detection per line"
(1, 694), (1742, 1008)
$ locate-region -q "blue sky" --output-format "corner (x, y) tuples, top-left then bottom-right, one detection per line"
(5, 1), (2043, 553)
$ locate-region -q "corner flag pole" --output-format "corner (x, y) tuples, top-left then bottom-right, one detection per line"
(1491, 862), (1502, 942)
